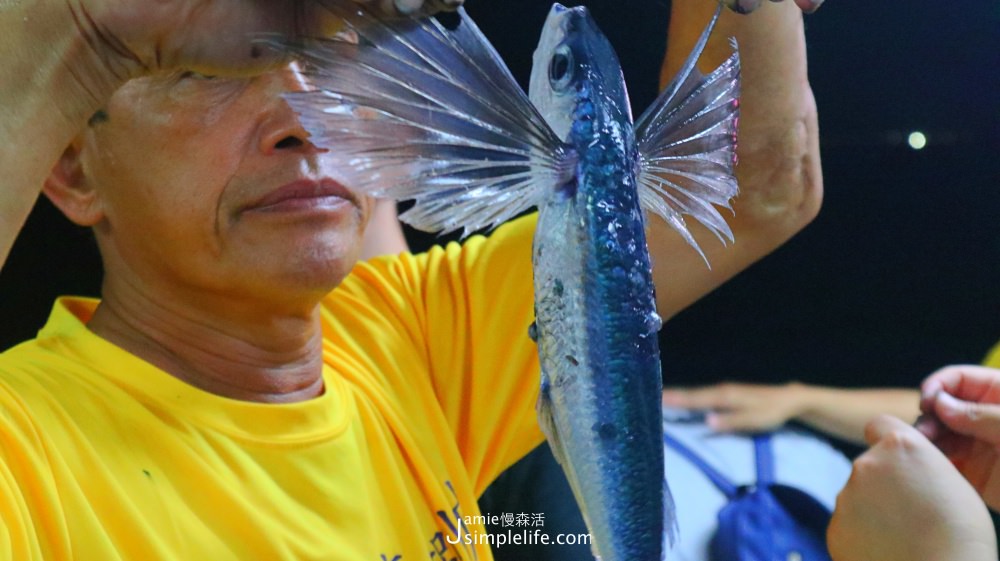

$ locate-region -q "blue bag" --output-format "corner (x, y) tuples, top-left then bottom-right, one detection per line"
(664, 432), (834, 561)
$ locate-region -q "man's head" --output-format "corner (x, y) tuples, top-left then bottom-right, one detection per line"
(43, 64), (374, 313)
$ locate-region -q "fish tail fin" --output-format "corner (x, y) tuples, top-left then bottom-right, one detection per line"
(634, 2), (740, 267)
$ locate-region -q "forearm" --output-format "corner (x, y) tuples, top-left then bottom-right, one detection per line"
(669, 0), (821, 225)
(651, 1), (822, 318)
(359, 200), (409, 259)
(791, 384), (921, 445)
(0, 3), (123, 270)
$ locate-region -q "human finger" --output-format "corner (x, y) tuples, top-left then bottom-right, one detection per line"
(931, 391), (1000, 446)
(914, 413), (948, 441)
(864, 414), (916, 447)
(792, 0), (824, 13)
(922, 365), (1000, 406)
(725, 0), (825, 14)
(354, 0), (461, 16)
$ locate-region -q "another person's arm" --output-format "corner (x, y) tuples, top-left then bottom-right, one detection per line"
(650, 0), (822, 319)
(663, 383), (920, 445)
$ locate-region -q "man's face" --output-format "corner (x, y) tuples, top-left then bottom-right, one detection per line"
(77, 65), (374, 307)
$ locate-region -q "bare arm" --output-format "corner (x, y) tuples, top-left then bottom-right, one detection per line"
(651, 0), (822, 319)
(359, 200), (409, 259)
(663, 383), (920, 445)
(0, 6), (113, 272)
(795, 385), (920, 444)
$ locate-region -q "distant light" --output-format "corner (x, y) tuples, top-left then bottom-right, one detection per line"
(908, 131), (927, 150)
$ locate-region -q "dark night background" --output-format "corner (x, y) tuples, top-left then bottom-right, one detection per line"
(2, 3), (998, 397)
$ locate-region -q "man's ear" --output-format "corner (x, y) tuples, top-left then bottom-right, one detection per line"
(42, 141), (104, 227)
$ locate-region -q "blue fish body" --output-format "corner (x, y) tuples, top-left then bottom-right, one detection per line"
(529, 6), (668, 559)
(280, 4), (739, 558)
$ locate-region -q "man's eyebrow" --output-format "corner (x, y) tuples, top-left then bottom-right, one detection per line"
(87, 110), (109, 127)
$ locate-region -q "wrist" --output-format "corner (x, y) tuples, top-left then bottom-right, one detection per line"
(783, 381), (810, 420)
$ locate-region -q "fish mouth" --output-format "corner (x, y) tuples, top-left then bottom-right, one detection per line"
(243, 178), (360, 213)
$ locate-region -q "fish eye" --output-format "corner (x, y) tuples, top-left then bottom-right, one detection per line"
(549, 44), (575, 91)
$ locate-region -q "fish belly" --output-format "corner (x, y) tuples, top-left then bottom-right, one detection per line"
(533, 199), (665, 561)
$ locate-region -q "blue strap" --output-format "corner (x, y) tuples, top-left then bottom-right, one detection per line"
(753, 433), (775, 485)
(663, 432), (739, 499)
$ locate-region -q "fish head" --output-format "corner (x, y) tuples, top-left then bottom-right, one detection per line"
(528, 4), (633, 144)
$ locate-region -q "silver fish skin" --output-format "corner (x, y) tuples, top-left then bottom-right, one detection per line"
(275, 3), (739, 559)
(527, 5), (670, 561)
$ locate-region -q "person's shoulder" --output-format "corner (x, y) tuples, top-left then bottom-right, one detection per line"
(0, 337), (94, 409)
(0, 339), (88, 457)
(0, 298), (119, 435)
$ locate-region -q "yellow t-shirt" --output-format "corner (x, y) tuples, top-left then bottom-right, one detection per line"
(983, 341), (1000, 368)
(0, 216), (544, 560)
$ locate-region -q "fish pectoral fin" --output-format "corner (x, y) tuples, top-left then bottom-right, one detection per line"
(634, 2), (740, 266)
(535, 375), (570, 468)
(270, 5), (572, 238)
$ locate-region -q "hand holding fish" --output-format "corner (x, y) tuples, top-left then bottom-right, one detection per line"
(917, 365), (1000, 510)
(41, 0), (462, 88)
(723, 0), (825, 14)
(827, 415), (997, 561)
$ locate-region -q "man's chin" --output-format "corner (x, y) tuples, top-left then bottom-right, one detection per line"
(273, 250), (360, 295)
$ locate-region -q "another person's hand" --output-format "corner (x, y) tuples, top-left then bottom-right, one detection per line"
(828, 415), (997, 561)
(722, 0), (824, 15)
(918, 365), (1000, 510)
(46, 0), (461, 97)
(662, 383), (804, 432)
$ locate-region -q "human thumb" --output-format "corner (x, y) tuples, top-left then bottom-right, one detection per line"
(933, 391), (1000, 445)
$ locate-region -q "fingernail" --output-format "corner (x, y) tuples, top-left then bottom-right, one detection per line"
(936, 391), (962, 411)
(804, 0), (825, 13)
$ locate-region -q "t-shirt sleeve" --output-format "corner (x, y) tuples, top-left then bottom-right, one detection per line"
(0, 461), (35, 560)
(983, 341), (1000, 368)
(0, 384), (52, 561)
(413, 215), (545, 494)
(329, 214), (545, 495)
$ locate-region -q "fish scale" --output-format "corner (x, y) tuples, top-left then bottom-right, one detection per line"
(530, 13), (666, 556)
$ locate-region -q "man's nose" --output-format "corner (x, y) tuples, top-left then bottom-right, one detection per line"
(259, 63), (324, 155)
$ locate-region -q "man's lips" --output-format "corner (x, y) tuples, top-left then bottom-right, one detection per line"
(245, 178), (358, 212)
